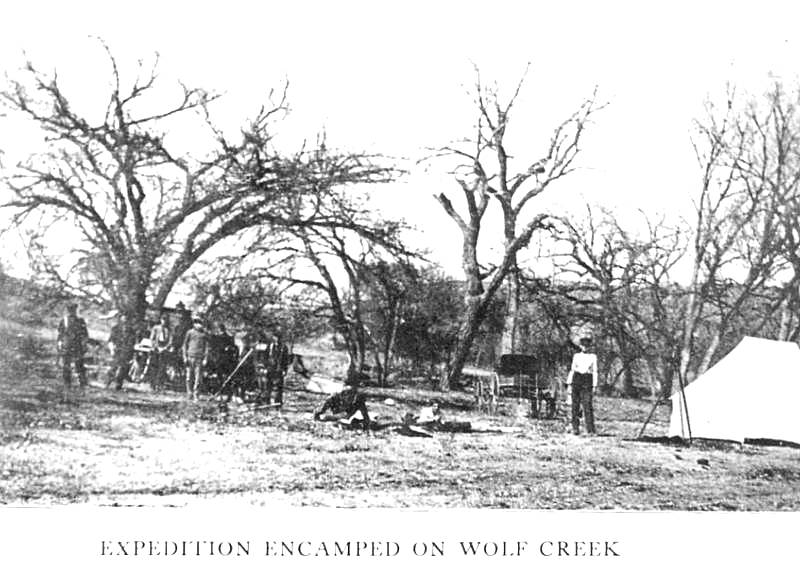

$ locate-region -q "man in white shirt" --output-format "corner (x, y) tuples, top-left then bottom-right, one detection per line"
(566, 337), (598, 434)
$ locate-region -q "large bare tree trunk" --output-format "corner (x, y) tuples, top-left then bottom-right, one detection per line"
(377, 305), (402, 387)
(433, 70), (598, 390)
(442, 298), (486, 390)
(499, 271), (521, 356)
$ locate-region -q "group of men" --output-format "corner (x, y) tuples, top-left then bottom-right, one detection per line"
(135, 305), (293, 403)
(59, 302), (293, 405)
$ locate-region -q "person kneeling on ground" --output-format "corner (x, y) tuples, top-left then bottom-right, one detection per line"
(313, 386), (371, 431)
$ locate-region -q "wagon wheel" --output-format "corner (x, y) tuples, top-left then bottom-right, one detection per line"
(527, 389), (536, 419)
(531, 373), (542, 419)
(546, 389), (558, 419)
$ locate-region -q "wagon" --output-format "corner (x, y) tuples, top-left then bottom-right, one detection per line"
(495, 354), (559, 419)
(464, 354), (561, 418)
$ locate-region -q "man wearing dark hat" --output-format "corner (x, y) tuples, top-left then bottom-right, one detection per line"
(57, 303), (89, 393)
(209, 322), (239, 400)
(182, 316), (209, 401)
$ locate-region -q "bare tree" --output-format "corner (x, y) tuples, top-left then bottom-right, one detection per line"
(222, 183), (416, 382)
(730, 83), (800, 342)
(359, 260), (423, 385)
(556, 208), (688, 396)
(0, 47), (393, 373)
(391, 267), (464, 380)
(552, 83), (800, 399)
(676, 87), (789, 384)
(432, 67), (600, 389)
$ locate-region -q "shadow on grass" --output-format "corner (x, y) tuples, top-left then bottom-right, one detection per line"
(631, 435), (688, 446)
(631, 435), (800, 451)
(0, 378), (193, 429)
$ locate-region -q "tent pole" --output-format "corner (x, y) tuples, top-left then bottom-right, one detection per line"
(677, 371), (692, 444)
(637, 392), (665, 438)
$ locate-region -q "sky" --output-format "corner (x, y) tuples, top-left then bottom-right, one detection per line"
(1, 0), (799, 279)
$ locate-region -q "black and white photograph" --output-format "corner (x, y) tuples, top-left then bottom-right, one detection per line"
(0, 1), (798, 562)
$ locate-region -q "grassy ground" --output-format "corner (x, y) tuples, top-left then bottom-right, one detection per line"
(2, 346), (800, 509)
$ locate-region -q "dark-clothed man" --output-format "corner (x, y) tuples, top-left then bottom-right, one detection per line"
(57, 303), (89, 393)
(182, 317), (209, 401)
(313, 385), (371, 431)
(209, 322), (239, 400)
(252, 332), (270, 402)
(266, 333), (291, 406)
(232, 332), (258, 400)
(147, 312), (172, 392)
(566, 337), (598, 435)
(208, 323), (238, 376)
(105, 312), (128, 390)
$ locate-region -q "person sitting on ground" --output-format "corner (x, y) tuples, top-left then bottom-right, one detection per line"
(313, 385), (371, 431)
(404, 403), (442, 426)
(399, 403), (470, 433)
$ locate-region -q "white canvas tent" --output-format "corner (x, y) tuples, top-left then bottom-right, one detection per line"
(669, 336), (800, 444)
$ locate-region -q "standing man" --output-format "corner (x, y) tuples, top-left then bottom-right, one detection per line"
(148, 311), (172, 392)
(57, 303), (89, 395)
(252, 331), (271, 403)
(171, 302), (192, 378)
(266, 333), (291, 406)
(237, 332), (258, 398)
(182, 316), (209, 401)
(212, 322), (240, 400)
(105, 312), (127, 390)
(566, 336), (598, 435)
